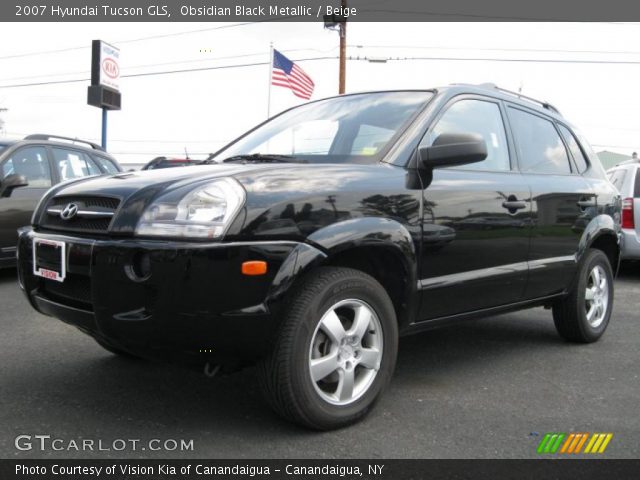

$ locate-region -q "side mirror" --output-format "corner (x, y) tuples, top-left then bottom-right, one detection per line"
(0, 174), (29, 198)
(419, 133), (488, 169)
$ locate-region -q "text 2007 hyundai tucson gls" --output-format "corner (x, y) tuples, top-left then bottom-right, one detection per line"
(17, 85), (621, 430)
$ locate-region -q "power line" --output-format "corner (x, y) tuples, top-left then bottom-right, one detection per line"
(0, 56), (336, 89)
(4, 131), (227, 144)
(0, 21), (266, 61)
(351, 44), (640, 57)
(1, 14), (637, 64)
(4, 41), (640, 84)
(8, 52), (640, 90)
(0, 47), (338, 83)
(355, 55), (640, 65)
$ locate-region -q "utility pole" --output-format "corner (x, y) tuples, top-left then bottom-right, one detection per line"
(338, 0), (347, 94)
(324, 0), (348, 94)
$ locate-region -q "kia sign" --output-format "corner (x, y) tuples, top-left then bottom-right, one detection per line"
(88, 39), (121, 111)
(97, 41), (120, 91)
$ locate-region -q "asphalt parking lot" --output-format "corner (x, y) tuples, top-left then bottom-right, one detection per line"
(1, 265), (638, 459)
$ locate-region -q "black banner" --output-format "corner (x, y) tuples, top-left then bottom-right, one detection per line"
(3, 459), (640, 480)
(5, 0), (640, 22)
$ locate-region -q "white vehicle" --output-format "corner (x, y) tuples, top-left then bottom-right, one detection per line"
(607, 161), (640, 260)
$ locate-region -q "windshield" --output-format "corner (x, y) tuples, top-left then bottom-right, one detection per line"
(213, 91), (433, 164)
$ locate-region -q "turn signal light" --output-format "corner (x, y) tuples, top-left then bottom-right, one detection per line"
(242, 261), (268, 276)
(621, 197), (635, 229)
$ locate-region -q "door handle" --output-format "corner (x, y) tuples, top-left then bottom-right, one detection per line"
(502, 200), (527, 211)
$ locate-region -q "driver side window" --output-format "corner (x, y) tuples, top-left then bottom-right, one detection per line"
(425, 99), (511, 171)
(1, 146), (52, 187)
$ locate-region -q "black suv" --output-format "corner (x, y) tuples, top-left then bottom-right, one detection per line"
(17, 86), (621, 429)
(1, 134), (121, 267)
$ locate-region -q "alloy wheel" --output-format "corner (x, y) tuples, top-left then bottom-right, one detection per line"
(308, 299), (384, 406)
(585, 265), (609, 328)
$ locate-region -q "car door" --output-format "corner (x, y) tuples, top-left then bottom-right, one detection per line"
(505, 106), (596, 298)
(0, 145), (53, 262)
(417, 96), (532, 321)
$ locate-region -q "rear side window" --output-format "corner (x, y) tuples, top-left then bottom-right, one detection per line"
(635, 168), (640, 197)
(93, 155), (120, 174)
(508, 107), (572, 175)
(53, 148), (101, 180)
(558, 124), (589, 173)
(607, 169), (627, 191)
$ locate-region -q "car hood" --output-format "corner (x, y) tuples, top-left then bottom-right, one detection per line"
(54, 163), (282, 196)
(34, 162), (407, 237)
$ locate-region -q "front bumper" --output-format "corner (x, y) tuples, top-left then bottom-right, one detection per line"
(17, 228), (318, 368)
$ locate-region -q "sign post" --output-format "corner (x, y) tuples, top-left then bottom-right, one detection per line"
(87, 40), (121, 150)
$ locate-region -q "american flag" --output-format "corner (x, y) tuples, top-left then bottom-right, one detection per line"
(271, 49), (315, 100)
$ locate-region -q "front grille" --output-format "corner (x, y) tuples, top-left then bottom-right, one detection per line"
(40, 274), (93, 310)
(49, 196), (120, 210)
(41, 195), (120, 233)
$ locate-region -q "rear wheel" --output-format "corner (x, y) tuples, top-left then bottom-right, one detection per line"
(258, 267), (398, 430)
(552, 249), (614, 343)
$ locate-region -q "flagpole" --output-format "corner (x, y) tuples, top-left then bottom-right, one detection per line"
(267, 42), (274, 118)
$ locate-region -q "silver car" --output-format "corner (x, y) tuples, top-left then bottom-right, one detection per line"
(607, 161), (640, 260)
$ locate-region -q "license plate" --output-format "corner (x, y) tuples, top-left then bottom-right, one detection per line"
(33, 238), (66, 282)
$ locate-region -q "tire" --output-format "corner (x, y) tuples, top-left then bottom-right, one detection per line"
(553, 249), (614, 343)
(95, 338), (140, 359)
(258, 267), (398, 430)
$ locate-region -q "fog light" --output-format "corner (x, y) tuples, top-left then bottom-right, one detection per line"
(125, 251), (152, 281)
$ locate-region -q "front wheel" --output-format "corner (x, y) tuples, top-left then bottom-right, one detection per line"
(553, 249), (614, 343)
(258, 267), (398, 430)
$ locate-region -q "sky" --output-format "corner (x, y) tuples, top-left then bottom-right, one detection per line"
(1, 21), (640, 164)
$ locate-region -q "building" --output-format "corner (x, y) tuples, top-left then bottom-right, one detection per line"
(597, 150), (633, 170)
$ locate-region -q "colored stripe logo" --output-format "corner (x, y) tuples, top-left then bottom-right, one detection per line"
(537, 433), (613, 454)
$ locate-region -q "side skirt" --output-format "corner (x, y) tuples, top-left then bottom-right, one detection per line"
(401, 293), (565, 336)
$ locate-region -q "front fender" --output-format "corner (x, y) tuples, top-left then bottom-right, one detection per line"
(265, 217), (419, 328)
(307, 216), (417, 258)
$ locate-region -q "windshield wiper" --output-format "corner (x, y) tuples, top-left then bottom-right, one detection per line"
(221, 153), (306, 164)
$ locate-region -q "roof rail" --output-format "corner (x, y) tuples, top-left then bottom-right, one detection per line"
(456, 83), (562, 115)
(24, 134), (105, 151)
(493, 85), (561, 115)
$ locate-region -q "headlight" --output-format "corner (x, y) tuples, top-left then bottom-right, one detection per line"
(135, 178), (245, 239)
